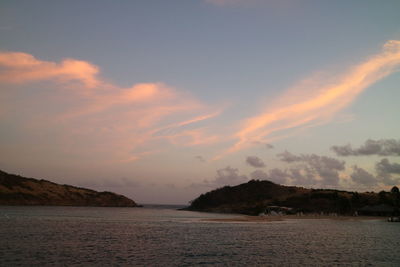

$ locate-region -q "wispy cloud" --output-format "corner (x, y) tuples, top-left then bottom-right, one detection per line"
(150, 110), (221, 137)
(220, 40), (400, 156)
(0, 51), (221, 162)
(160, 127), (220, 147)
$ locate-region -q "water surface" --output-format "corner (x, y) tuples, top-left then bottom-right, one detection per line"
(1, 206), (399, 266)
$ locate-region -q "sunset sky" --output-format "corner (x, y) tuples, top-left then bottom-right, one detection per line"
(1, 0), (400, 204)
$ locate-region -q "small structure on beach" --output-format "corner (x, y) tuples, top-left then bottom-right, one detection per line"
(388, 216), (400, 222)
(259, 205), (294, 216)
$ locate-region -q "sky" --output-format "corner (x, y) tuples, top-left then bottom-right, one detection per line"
(1, 0), (400, 204)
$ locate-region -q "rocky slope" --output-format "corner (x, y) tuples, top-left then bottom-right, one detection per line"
(0, 169), (139, 207)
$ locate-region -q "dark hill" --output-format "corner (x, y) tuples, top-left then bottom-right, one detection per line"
(0, 169), (139, 207)
(187, 180), (399, 216)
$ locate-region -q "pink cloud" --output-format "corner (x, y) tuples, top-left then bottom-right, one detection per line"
(0, 52), (100, 88)
(217, 40), (400, 157)
(0, 51), (221, 163)
(162, 128), (220, 147)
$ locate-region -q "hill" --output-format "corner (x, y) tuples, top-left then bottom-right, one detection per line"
(187, 179), (400, 216)
(0, 169), (139, 207)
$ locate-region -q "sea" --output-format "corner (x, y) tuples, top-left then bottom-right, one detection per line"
(1, 205), (399, 266)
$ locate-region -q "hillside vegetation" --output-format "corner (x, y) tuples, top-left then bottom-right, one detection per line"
(187, 180), (400, 216)
(0, 170), (138, 207)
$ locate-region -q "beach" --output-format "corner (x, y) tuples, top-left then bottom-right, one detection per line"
(203, 214), (385, 223)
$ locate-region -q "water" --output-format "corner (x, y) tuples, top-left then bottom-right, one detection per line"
(1, 206), (399, 266)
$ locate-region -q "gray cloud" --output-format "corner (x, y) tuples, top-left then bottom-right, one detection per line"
(251, 141), (274, 149)
(194, 155), (206, 162)
(376, 158), (400, 174)
(375, 158), (400, 186)
(350, 166), (378, 186)
(277, 152), (345, 186)
(289, 167), (317, 186)
(250, 167), (319, 186)
(250, 169), (269, 180)
(266, 143), (274, 149)
(214, 166), (248, 186)
(331, 139), (400, 156)
(268, 168), (288, 184)
(250, 169), (288, 185)
(277, 150), (301, 163)
(277, 151), (345, 171)
(246, 156), (266, 168)
(190, 166), (248, 188)
(307, 155), (344, 186)
(345, 159), (400, 187)
(305, 154), (345, 171)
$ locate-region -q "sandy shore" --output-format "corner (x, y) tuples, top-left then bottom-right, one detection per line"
(203, 215), (385, 223)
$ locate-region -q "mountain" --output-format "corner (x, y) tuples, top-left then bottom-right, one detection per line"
(187, 179), (400, 216)
(0, 169), (139, 207)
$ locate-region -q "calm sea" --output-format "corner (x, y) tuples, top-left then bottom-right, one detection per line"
(0, 205), (399, 266)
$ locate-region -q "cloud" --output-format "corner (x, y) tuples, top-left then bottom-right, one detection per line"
(331, 139), (400, 156)
(221, 40), (400, 156)
(251, 141), (274, 150)
(376, 158), (400, 174)
(0, 51), (100, 89)
(250, 169), (269, 180)
(195, 155), (206, 162)
(158, 127), (220, 147)
(277, 150), (301, 163)
(245, 151), (345, 187)
(266, 143), (274, 149)
(350, 166), (378, 186)
(152, 111), (221, 134)
(192, 166), (248, 188)
(288, 168), (317, 186)
(250, 169), (288, 185)
(346, 159), (399, 187)
(246, 156), (266, 168)
(0, 51), (221, 163)
(213, 166), (248, 186)
(250, 167), (318, 186)
(277, 152), (345, 186)
(375, 158), (400, 186)
(306, 155), (345, 172)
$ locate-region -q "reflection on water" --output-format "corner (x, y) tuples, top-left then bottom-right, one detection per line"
(1, 206), (399, 266)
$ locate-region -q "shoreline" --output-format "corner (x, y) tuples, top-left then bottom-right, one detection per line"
(202, 215), (385, 223)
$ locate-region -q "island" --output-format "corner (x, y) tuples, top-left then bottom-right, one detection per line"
(186, 179), (400, 217)
(0, 169), (139, 207)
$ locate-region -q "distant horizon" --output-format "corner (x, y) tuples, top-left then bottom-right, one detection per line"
(2, 167), (398, 206)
